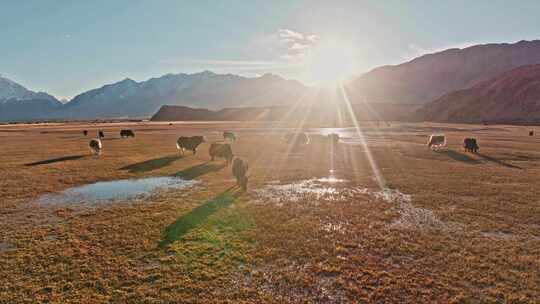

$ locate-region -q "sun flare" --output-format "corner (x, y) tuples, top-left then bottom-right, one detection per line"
(304, 40), (359, 86)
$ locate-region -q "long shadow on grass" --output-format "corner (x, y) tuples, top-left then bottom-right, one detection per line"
(120, 155), (182, 173)
(477, 153), (522, 169)
(24, 155), (86, 166)
(175, 162), (226, 180)
(160, 188), (239, 248)
(436, 150), (481, 164)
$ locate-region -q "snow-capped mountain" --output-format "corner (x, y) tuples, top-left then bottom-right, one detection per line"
(0, 76), (62, 121)
(0, 75), (58, 103)
(59, 71), (308, 119)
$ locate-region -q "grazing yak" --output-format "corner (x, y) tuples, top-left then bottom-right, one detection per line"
(89, 138), (102, 155)
(284, 132), (310, 145)
(530, 130), (534, 136)
(427, 134), (446, 150)
(463, 137), (479, 153)
(83, 130), (88, 136)
(120, 129), (135, 138)
(209, 143), (233, 164)
(223, 131), (237, 141)
(98, 131), (105, 138)
(232, 157), (249, 190)
(328, 133), (340, 144)
(176, 136), (205, 155)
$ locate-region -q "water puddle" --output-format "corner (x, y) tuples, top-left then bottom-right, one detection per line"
(365, 188), (445, 230)
(250, 177), (354, 205)
(37, 176), (199, 206)
(252, 178), (444, 231)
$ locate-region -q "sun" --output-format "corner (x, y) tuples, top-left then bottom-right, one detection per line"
(304, 40), (358, 86)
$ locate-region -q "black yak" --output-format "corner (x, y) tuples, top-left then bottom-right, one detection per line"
(83, 130), (88, 136)
(462, 137), (479, 153)
(176, 136), (205, 155)
(209, 143), (233, 164)
(120, 129), (135, 138)
(98, 131), (105, 138)
(232, 157), (249, 190)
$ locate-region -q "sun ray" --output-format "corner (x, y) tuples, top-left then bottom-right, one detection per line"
(338, 85), (386, 189)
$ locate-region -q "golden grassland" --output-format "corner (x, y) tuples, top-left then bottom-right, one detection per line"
(0, 121), (539, 303)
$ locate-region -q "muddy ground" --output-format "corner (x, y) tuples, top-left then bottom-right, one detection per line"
(0, 121), (539, 303)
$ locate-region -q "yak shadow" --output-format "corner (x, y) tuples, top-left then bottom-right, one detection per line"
(120, 155), (182, 173)
(175, 162), (226, 180)
(24, 155), (86, 166)
(436, 149), (481, 164)
(476, 153), (522, 169)
(160, 188), (240, 248)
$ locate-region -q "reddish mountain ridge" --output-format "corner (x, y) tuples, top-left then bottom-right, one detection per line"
(346, 40), (540, 104)
(415, 64), (540, 124)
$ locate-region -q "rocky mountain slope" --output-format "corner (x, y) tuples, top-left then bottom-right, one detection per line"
(346, 40), (540, 104)
(415, 64), (540, 124)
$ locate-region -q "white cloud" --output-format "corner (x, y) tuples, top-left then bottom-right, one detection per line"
(278, 29), (304, 40)
(272, 28), (319, 62)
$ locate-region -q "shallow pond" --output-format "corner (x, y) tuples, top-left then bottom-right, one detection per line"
(37, 176), (199, 206)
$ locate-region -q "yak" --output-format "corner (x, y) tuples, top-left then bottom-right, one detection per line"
(120, 129), (135, 138)
(427, 134), (446, 150)
(328, 133), (340, 144)
(284, 132), (310, 145)
(89, 138), (102, 155)
(232, 157), (249, 190)
(463, 138), (479, 153)
(209, 143), (233, 164)
(176, 136), (205, 155)
(223, 131), (237, 141)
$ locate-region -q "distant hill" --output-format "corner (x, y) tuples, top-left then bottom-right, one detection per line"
(0, 75), (58, 102)
(59, 71), (307, 119)
(0, 76), (62, 121)
(0, 72), (307, 121)
(415, 64), (540, 124)
(346, 40), (540, 104)
(151, 102), (420, 125)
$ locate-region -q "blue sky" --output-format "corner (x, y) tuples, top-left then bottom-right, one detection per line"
(2, 0), (540, 99)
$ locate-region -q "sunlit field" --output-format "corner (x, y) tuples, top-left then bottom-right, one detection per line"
(1, 121), (539, 303)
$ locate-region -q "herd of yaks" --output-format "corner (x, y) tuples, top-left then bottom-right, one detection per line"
(81, 127), (526, 189)
(83, 129), (249, 190)
(427, 130), (534, 153)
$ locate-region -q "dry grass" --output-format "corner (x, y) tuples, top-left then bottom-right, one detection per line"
(0, 121), (539, 303)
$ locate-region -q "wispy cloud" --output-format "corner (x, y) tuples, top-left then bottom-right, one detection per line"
(275, 28), (318, 61)
(159, 28), (319, 77)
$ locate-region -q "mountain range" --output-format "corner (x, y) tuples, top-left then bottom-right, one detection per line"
(345, 40), (540, 104)
(415, 64), (540, 124)
(1, 71), (308, 121)
(3, 40), (540, 123)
